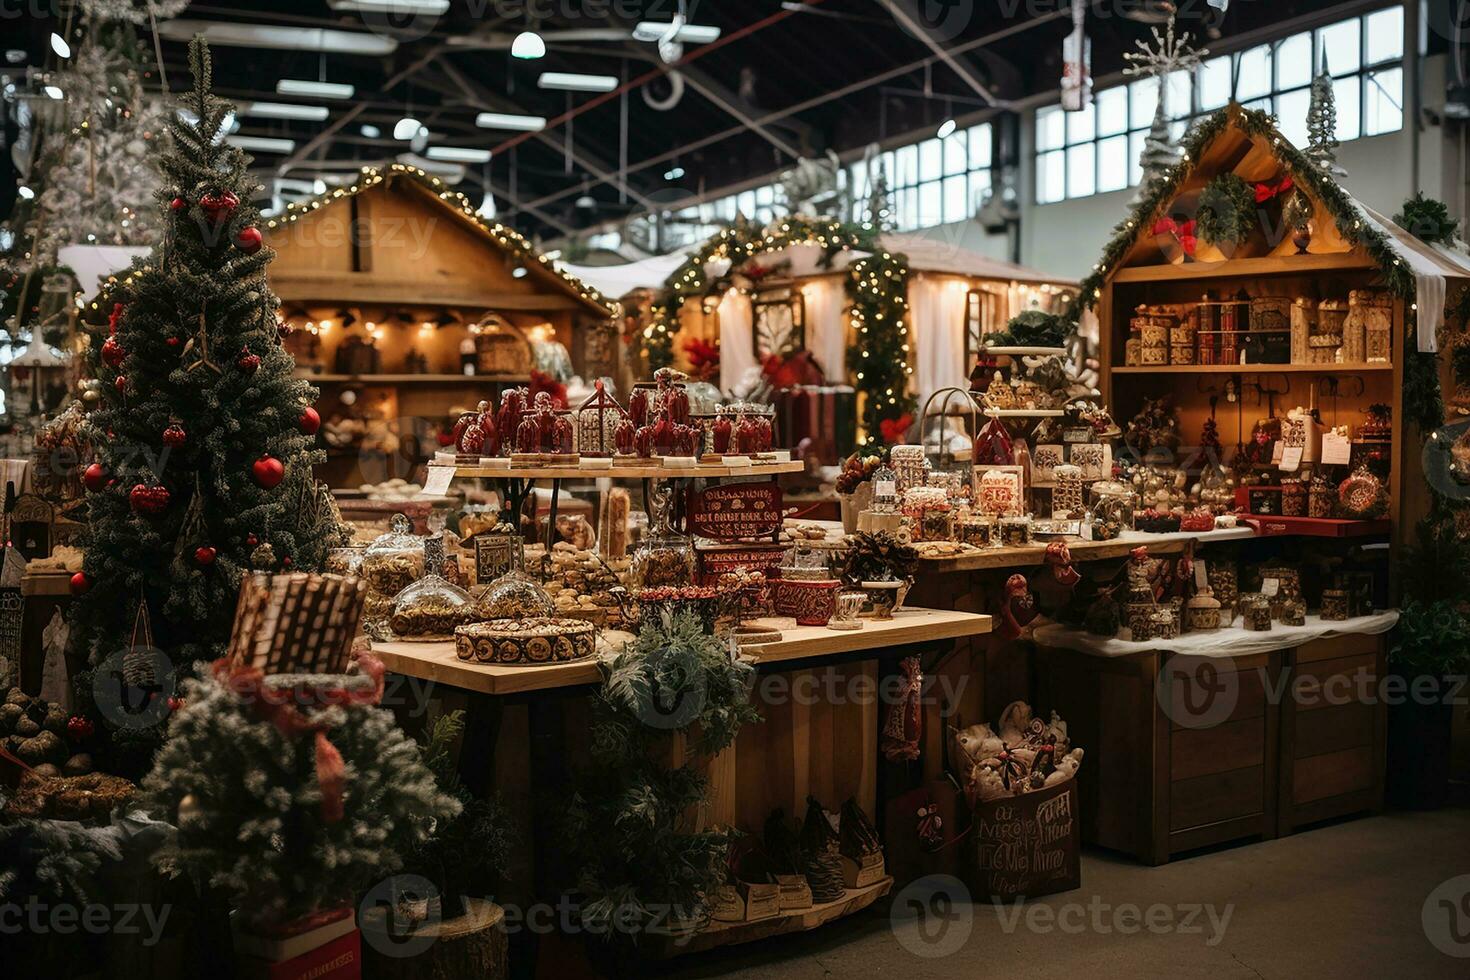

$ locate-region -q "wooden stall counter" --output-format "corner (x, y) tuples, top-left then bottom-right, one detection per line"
(917, 525), (1257, 574)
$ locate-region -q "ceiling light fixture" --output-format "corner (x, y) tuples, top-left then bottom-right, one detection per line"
(17, 185), (34, 200)
(632, 21), (721, 44)
(475, 111), (547, 132)
(511, 31), (546, 59)
(937, 118), (957, 139)
(44, 85), (63, 100)
(327, 0), (448, 12)
(156, 20), (397, 56)
(50, 33), (70, 59)
(226, 135), (296, 154)
(5, 50), (25, 64)
(360, 123), (381, 138)
(393, 116), (424, 140)
(276, 79), (355, 100)
(663, 166), (685, 180)
(538, 71), (618, 93)
(426, 146), (492, 163)
(243, 101), (330, 121)
(511, 266), (528, 278)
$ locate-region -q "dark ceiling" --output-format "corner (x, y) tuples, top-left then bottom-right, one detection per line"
(8, 0), (1423, 243)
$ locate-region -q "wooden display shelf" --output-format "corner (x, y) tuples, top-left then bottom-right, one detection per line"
(1111, 363), (1393, 375)
(296, 372), (528, 384)
(438, 460), (806, 480)
(643, 877), (894, 959)
(1109, 252), (1376, 282)
(1240, 515), (1392, 538)
(371, 608), (992, 696)
(919, 526), (1256, 573)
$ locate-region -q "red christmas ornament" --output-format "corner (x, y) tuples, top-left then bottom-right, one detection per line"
(246, 533), (258, 547)
(198, 189), (239, 225)
(236, 349), (261, 373)
(276, 319), (293, 340)
(169, 196), (186, 213)
(281, 556), (292, 568)
(101, 335), (126, 367)
(298, 406), (321, 435)
(129, 483), (171, 515)
(114, 375), (128, 393)
(69, 571), (92, 595)
(66, 716), (94, 741)
(162, 423), (187, 447)
(193, 546), (217, 567)
(108, 302), (124, 334)
(251, 455), (285, 489)
(166, 336), (181, 348)
(83, 462), (107, 492)
(235, 226), (263, 254)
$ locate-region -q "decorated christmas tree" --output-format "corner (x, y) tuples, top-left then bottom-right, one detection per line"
(1305, 51), (1347, 177)
(69, 38), (347, 676)
(1122, 14), (1206, 201)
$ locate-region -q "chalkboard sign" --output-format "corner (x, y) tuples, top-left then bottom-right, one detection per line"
(969, 778), (1081, 901)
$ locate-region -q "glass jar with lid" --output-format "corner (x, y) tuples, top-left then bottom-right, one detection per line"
(632, 486), (696, 587)
(1089, 481), (1137, 532)
(474, 534), (555, 620)
(389, 535), (475, 640)
(362, 514), (425, 630)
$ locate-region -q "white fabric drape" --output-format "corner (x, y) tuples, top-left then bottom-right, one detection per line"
(802, 277), (847, 383)
(717, 289), (759, 393)
(909, 274), (970, 409)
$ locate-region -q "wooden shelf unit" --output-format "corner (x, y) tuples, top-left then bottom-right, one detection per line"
(1110, 363), (1393, 375)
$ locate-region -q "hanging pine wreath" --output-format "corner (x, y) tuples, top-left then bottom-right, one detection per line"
(1195, 174), (1257, 248)
(1394, 192), (1461, 248)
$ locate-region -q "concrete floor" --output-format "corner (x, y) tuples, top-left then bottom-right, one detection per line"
(662, 806), (1470, 980)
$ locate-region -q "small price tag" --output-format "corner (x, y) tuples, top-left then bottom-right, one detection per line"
(1322, 431), (1352, 466)
(419, 465), (456, 498)
(1261, 577), (1280, 597)
(1279, 445), (1304, 472)
(1195, 559), (1209, 588)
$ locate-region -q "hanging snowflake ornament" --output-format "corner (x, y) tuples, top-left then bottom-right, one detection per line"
(1123, 15), (1208, 197)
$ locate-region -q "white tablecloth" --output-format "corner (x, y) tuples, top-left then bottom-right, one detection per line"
(1032, 612), (1399, 659)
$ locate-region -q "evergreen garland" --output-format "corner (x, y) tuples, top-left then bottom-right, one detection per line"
(1195, 173), (1256, 248)
(1393, 192), (1461, 248)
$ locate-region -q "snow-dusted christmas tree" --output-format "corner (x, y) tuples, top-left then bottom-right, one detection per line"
(1305, 51), (1347, 177)
(864, 156), (893, 231)
(1122, 15), (1207, 201)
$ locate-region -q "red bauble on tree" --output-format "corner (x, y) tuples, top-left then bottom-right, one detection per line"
(169, 196), (186, 213)
(162, 423), (187, 447)
(69, 571), (92, 595)
(114, 375), (128, 394)
(251, 455), (285, 489)
(235, 226), (263, 254)
(66, 715), (94, 741)
(198, 189), (239, 225)
(298, 406), (321, 435)
(246, 533), (258, 547)
(193, 546), (217, 567)
(129, 483), (171, 514)
(83, 462), (107, 492)
(236, 348), (261, 374)
(101, 335), (126, 368)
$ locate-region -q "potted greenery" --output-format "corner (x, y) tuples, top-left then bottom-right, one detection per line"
(1387, 599), (1469, 809)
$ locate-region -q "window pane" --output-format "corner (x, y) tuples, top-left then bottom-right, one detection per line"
(1098, 135), (1128, 193)
(755, 185), (773, 205)
(1364, 67), (1403, 136)
(1037, 150), (1066, 204)
(1334, 75), (1361, 141)
(943, 132), (968, 176)
(1365, 7), (1403, 64)
(1276, 32), (1312, 91)
(1165, 70), (1191, 118)
(1095, 87), (1127, 136)
(918, 180), (942, 227)
(1066, 101), (1096, 143)
(1317, 18), (1360, 75)
(1128, 130), (1145, 186)
(942, 175), (968, 223)
(898, 186), (918, 231)
(1244, 96), (1273, 115)
(737, 191), (755, 216)
(917, 138), (943, 181)
(970, 170), (992, 211)
(1198, 55), (1233, 110)
(968, 124), (992, 167)
(894, 146), (916, 187)
(1237, 44), (1271, 101)
(1067, 142), (1096, 198)
(1129, 77), (1159, 130)
(1275, 87), (1311, 148)
(1036, 106), (1064, 151)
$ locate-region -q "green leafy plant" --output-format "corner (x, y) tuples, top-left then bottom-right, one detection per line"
(985, 309), (1070, 349)
(1394, 192), (1461, 247)
(566, 611), (760, 936)
(1390, 599), (1470, 677)
(1195, 173), (1257, 247)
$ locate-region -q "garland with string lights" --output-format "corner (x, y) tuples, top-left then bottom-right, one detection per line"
(644, 217), (914, 444)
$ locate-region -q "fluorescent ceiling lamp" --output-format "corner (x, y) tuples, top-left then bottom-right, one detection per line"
(426, 146), (492, 163)
(243, 101), (329, 121)
(538, 71), (617, 93)
(475, 111), (546, 132)
(360, 123), (381, 138)
(5, 50), (25, 64)
(393, 116), (424, 140)
(44, 85), (63, 100)
(157, 20), (397, 56)
(936, 118), (957, 139)
(227, 135), (296, 154)
(663, 166), (685, 180)
(327, 0), (448, 12)
(277, 78), (355, 100)
(632, 21), (721, 44)
(511, 31), (546, 59)
(50, 33), (70, 59)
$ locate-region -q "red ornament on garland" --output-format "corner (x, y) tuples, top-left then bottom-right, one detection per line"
(276, 319), (293, 340)
(251, 455), (285, 489)
(281, 556), (292, 568)
(169, 196), (186, 213)
(236, 349), (261, 374)
(101, 335), (126, 368)
(298, 406), (321, 435)
(69, 571), (92, 595)
(235, 226), (263, 254)
(246, 533), (258, 547)
(166, 336), (181, 349)
(193, 546), (217, 567)
(66, 716), (94, 741)
(83, 462), (107, 492)
(108, 302), (124, 333)
(162, 423), (187, 447)
(129, 483), (170, 514)
(198, 189), (239, 225)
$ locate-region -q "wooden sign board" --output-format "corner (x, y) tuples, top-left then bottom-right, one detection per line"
(8, 494), (53, 562)
(686, 483), (782, 541)
(968, 778), (1081, 901)
(696, 544), (785, 586)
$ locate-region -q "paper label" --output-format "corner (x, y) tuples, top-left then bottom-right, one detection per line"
(1279, 446), (1303, 472)
(1321, 431), (1352, 466)
(420, 465), (456, 497)
(1261, 577), (1280, 597)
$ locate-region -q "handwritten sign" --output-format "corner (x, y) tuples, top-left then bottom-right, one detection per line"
(971, 779), (1080, 900)
(686, 483), (782, 540)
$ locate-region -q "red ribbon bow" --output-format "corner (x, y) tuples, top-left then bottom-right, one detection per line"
(1152, 217), (1197, 256)
(211, 653), (385, 823)
(879, 413), (914, 444)
(1255, 175), (1294, 203)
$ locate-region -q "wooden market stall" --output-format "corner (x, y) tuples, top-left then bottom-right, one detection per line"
(263, 164), (619, 488)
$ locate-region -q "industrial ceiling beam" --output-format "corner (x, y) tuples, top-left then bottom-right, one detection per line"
(874, 0), (1008, 108)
